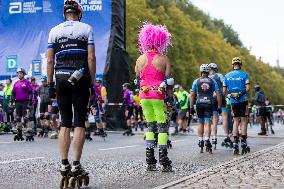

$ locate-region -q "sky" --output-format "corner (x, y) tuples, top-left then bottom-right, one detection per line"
(190, 0), (284, 67)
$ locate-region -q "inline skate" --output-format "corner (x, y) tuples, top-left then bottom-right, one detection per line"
(59, 164), (71, 189)
(159, 148), (172, 172)
(14, 128), (24, 141)
(198, 140), (204, 153)
(146, 148), (157, 171)
(241, 141), (250, 155)
(221, 137), (233, 148)
(233, 142), (239, 155)
(25, 128), (34, 141)
(68, 164), (89, 189)
(205, 140), (213, 154)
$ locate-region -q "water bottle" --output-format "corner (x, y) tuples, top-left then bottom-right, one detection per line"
(68, 68), (85, 85)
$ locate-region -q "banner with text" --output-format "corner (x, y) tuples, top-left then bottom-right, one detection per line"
(0, 0), (112, 76)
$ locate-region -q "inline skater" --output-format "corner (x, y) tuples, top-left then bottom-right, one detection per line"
(30, 77), (39, 134)
(93, 78), (107, 137)
(133, 89), (144, 131)
(190, 64), (221, 154)
(38, 76), (51, 137)
(208, 63), (230, 149)
(122, 83), (135, 136)
(175, 86), (190, 133)
(50, 91), (59, 139)
(135, 23), (174, 172)
(3, 78), (14, 132)
(223, 57), (250, 155)
(254, 84), (267, 135)
(47, 0), (95, 187)
(11, 68), (33, 141)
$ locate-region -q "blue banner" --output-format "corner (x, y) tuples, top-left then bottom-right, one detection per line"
(0, 0), (112, 76)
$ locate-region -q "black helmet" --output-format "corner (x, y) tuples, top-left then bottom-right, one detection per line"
(64, 0), (83, 21)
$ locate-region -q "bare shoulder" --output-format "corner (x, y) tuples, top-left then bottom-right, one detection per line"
(135, 54), (147, 73)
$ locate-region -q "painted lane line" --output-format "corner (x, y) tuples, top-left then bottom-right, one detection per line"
(0, 157), (45, 164)
(171, 139), (186, 143)
(0, 142), (12, 144)
(98, 145), (141, 151)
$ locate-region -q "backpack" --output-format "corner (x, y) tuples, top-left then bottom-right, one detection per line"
(257, 92), (265, 105)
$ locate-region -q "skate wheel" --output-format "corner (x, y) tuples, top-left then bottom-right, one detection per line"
(68, 177), (76, 189)
(32, 137), (34, 141)
(83, 176), (89, 186)
(77, 177), (83, 187)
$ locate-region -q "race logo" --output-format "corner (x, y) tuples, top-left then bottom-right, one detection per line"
(78, 0), (102, 12)
(201, 83), (210, 91)
(9, 2), (22, 14)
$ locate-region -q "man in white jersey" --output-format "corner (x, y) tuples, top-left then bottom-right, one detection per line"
(47, 0), (96, 187)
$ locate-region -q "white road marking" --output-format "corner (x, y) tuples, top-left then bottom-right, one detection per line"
(0, 157), (44, 164)
(98, 145), (141, 151)
(171, 139), (187, 143)
(0, 142), (12, 144)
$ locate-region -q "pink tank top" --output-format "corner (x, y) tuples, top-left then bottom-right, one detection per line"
(139, 51), (165, 100)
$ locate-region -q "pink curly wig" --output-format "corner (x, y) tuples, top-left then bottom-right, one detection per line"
(138, 22), (171, 55)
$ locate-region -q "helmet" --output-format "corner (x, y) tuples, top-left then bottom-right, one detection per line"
(95, 78), (102, 82)
(16, 68), (26, 75)
(40, 75), (48, 82)
(208, 63), (218, 70)
(174, 84), (180, 90)
(232, 57), (242, 65)
(200, 64), (210, 73)
(63, 0), (83, 21)
(122, 83), (130, 88)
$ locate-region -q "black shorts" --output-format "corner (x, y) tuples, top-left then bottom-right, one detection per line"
(52, 106), (59, 115)
(134, 106), (143, 120)
(56, 76), (90, 128)
(126, 106), (134, 120)
(257, 107), (266, 117)
(196, 103), (213, 120)
(15, 101), (28, 118)
(40, 102), (50, 113)
(231, 101), (249, 117)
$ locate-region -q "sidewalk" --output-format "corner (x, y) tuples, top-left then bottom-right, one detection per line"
(155, 142), (284, 189)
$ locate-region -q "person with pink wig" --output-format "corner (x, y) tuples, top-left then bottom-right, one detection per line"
(135, 23), (174, 172)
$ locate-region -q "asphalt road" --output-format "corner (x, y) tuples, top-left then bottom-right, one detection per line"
(0, 124), (284, 189)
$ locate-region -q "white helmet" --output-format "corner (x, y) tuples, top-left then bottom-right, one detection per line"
(200, 64), (210, 73)
(208, 63), (218, 70)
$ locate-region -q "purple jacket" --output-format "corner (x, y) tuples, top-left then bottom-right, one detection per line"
(12, 79), (32, 102)
(31, 84), (39, 105)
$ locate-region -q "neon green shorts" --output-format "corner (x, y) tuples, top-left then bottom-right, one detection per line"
(140, 99), (166, 123)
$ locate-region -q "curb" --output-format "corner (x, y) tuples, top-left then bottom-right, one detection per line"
(153, 142), (284, 189)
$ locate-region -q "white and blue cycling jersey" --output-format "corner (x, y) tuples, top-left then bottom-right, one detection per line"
(224, 69), (249, 104)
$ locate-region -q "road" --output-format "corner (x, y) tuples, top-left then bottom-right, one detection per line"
(0, 124), (283, 189)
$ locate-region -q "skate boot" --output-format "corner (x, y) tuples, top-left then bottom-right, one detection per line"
(212, 138), (217, 150)
(25, 128), (35, 142)
(221, 137), (233, 148)
(167, 139), (172, 149)
(233, 142), (239, 155)
(198, 140), (204, 153)
(146, 148), (157, 171)
(205, 140), (213, 154)
(99, 128), (107, 138)
(159, 148), (172, 172)
(59, 164), (71, 189)
(123, 129), (130, 136)
(258, 128), (267, 136)
(68, 164), (89, 189)
(14, 128), (24, 141)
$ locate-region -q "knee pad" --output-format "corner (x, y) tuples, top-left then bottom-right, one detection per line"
(40, 114), (45, 120)
(16, 116), (21, 123)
